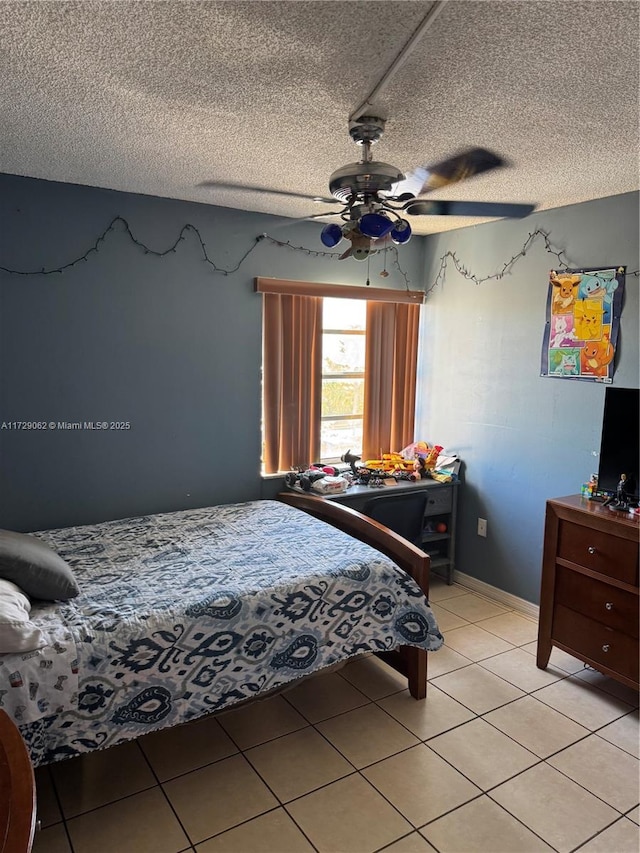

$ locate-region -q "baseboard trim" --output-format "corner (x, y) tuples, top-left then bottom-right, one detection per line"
(452, 570), (539, 621)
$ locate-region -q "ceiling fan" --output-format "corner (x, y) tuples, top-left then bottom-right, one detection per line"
(202, 115), (536, 261)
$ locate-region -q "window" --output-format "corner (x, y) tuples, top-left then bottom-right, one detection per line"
(258, 278), (421, 474)
(320, 298), (366, 460)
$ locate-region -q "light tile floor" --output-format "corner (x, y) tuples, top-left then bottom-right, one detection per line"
(32, 579), (639, 853)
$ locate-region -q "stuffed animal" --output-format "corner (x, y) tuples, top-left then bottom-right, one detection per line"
(339, 225), (375, 262)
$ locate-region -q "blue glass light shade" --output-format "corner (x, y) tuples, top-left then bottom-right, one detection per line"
(358, 212), (394, 239)
(391, 220), (412, 244)
(320, 223), (343, 247)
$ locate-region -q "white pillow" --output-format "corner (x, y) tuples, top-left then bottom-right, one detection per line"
(0, 578), (47, 653)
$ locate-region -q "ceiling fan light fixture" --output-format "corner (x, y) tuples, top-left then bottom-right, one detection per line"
(320, 223), (343, 248)
(390, 220), (412, 244)
(358, 212), (394, 239)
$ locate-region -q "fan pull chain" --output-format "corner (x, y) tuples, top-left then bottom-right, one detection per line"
(380, 248), (389, 278)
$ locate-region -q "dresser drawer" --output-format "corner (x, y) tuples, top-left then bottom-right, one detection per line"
(553, 604), (640, 682)
(424, 488), (452, 516)
(555, 567), (639, 638)
(557, 519), (638, 584)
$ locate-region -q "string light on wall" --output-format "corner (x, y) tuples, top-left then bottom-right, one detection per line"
(427, 228), (639, 295)
(0, 217), (261, 277)
(0, 216), (413, 290)
(1, 216), (636, 296)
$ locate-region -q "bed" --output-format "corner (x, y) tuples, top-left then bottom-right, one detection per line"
(0, 494), (442, 767)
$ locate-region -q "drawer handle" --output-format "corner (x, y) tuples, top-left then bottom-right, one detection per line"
(587, 546), (596, 555)
(605, 602), (613, 611)
(602, 644), (610, 653)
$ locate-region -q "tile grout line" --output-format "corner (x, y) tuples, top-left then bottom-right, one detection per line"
(135, 737), (198, 851)
(421, 790), (565, 853)
(35, 764), (69, 842)
(567, 813), (634, 853)
(34, 611), (637, 853)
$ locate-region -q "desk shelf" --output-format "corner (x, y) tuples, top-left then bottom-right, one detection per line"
(320, 479), (459, 585)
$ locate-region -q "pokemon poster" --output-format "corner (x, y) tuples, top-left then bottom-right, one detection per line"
(541, 266), (626, 382)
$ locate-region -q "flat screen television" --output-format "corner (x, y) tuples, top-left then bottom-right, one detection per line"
(597, 387), (639, 503)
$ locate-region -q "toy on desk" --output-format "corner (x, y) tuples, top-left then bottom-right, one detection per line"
(341, 449), (362, 473)
(284, 469), (326, 491)
(429, 469), (454, 484)
(393, 468), (419, 482)
(310, 475), (349, 494)
(352, 466), (386, 487)
(413, 457), (428, 479)
(363, 453), (414, 473)
(424, 445), (443, 468)
(285, 467), (349, 493)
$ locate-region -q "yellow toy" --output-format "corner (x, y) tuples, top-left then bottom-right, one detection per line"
(364, 453), (414, 473)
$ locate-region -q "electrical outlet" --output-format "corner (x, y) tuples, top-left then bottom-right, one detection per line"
(477, 517), (487, 537)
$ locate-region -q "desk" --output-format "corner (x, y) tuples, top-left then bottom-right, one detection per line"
(293, 478), (459, 584)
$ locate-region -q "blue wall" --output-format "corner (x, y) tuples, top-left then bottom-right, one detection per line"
(0, 173), (424, 531)
(416, 191), (639, 604)
(2, 174), (637, 607)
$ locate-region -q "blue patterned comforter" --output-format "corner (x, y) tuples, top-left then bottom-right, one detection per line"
(11, 500), (442, 765)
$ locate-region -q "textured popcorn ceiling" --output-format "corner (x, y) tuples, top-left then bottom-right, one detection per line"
(0, 0), (638, 234)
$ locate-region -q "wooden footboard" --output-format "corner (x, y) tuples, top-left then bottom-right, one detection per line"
(277, 491), (431, 698)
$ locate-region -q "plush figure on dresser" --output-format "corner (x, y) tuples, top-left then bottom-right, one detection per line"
(551, 273), (581, 314)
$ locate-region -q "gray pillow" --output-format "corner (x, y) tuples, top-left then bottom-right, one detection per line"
(0, 529), (79, 601)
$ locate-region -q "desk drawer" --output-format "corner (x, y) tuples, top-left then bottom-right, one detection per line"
(553, 604), (639, 682)
(555, 567), (639, 638)
(557, 520), (638, 584)
(424, 488), (452, 516)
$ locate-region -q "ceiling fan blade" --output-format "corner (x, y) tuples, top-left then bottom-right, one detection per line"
(198, 181), (336, 205)
(404, 200), (536, 218)
(396, 147), (506, 198)
(270, 209), (346, 229)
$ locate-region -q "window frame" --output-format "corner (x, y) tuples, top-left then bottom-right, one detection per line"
(320, 308), (367, 462)
(258, 278), (424, 474)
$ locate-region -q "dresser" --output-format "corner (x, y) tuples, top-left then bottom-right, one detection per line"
(537, 495), (640, 690)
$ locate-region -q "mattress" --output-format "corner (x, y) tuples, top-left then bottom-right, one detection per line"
(1, 500), (442, 765)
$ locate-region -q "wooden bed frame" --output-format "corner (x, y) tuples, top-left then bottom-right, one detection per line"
(0, 710), (36, 853)
(277, 492), (430, 698)
(0, 495), (432, 846)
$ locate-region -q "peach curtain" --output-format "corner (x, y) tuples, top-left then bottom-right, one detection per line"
(262, 292), (322, 473)
(362, 301), (420, 460)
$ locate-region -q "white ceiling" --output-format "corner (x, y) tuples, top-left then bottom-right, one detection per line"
(1, 1), (638, 235)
